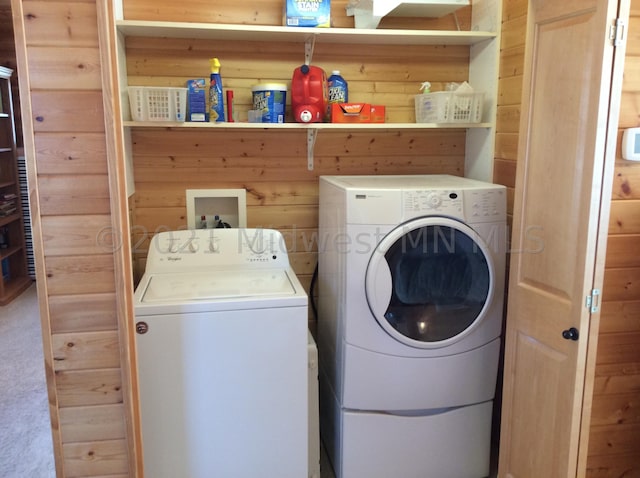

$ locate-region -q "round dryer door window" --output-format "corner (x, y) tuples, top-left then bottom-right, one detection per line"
(365, 217), (494, 348)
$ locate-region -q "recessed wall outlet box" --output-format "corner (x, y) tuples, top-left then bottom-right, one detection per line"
(186, 189), (247, 229)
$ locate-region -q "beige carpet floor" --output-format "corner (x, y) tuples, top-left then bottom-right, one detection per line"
(0, 283), (56, 477)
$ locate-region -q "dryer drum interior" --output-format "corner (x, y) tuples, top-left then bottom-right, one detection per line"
(370, 223), (492, 343)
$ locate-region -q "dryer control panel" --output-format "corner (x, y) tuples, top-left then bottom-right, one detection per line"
(463, 189), (506, 222)
(402, 187), (506, 223)
(403, 190), (464, 216)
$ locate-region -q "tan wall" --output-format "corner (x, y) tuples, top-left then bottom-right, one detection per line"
(498, 0), (640, 476)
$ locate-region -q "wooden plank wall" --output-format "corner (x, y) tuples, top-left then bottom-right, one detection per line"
(13, 0), (130, 475)
(586, 2), (640, 475)
(493, 0), (526, 217)
(123, 0), (475, 301)
(498, 0), (640, 475)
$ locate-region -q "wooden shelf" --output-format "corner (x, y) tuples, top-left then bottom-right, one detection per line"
(0, 213), (19, 227)
(0, 274), (32, 306)
(123, 121), (492, 129)
(116, 20), (496, 46)
(115, 6), (501, 181)
(0, 245), (23, 260)
(0, 66), (29, 305)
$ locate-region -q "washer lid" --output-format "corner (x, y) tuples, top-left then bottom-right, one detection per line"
(141, 269), (297, 303)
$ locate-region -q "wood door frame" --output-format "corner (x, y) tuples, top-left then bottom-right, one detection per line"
(576, 1), (630, 472)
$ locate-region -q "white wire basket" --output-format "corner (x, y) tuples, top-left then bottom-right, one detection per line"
(414, 91), (484, 123)
(128, 86), (187, 122)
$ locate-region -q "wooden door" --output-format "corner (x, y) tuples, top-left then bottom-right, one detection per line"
(498, 0), (629, 477)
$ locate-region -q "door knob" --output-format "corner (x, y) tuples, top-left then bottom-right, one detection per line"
(562, 327), (579, 341)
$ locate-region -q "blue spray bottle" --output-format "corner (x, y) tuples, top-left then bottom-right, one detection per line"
(209, 57), (225, 122)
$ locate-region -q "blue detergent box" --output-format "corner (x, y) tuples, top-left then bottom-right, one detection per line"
(187, 78), (207, 122)
(285, 0), (330, 27)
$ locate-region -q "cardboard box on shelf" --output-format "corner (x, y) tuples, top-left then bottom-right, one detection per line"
(187, 79), (207, 122)
(285, 0), (331, 27)
(331, 103), (386, 123)
(331, 103), (371, 123)
(371, 105), (386, 123)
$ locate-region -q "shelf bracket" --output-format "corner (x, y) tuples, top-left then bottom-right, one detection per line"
(307, 128), (318, 170)
(304, 35), (317, 65)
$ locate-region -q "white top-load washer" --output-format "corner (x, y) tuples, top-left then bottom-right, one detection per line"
(134, 228), (308, 478)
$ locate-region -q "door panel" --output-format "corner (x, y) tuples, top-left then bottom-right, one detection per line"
(498, 0), (627, 476)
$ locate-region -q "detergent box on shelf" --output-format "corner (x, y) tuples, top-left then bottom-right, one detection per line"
(187, 78), (207, 122)
(331, 103), (386, 123)
(370, 105), (386, 123)
(285, 0), (331, 27)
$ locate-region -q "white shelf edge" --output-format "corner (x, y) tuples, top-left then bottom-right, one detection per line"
(116, 20), (496, 46)
(123, 121), (492, 129)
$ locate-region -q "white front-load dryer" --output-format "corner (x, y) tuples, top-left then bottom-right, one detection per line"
(317, 175), (507, 478)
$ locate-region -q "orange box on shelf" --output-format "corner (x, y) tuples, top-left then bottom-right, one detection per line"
(371, 105), (386, 123)
(331, 103), (371, 123)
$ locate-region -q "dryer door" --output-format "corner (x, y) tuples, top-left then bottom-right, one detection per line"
(365, 217), (494, 348)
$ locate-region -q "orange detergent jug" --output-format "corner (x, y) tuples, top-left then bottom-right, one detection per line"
(291, 64), (328, 123)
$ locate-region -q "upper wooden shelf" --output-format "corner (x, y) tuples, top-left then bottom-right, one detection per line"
(115, 20), (496, 46)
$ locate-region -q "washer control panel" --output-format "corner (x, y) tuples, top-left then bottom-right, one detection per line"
(145, 228), (289, 273)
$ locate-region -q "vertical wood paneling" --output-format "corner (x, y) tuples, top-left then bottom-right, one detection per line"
(13, 0), (130, 475)
(493, 0), (527, 235)
(586, 1), (640, 475)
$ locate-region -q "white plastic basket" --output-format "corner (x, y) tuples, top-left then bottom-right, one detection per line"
(414, 91), (484, 124)
(128, 86), (187, 122)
